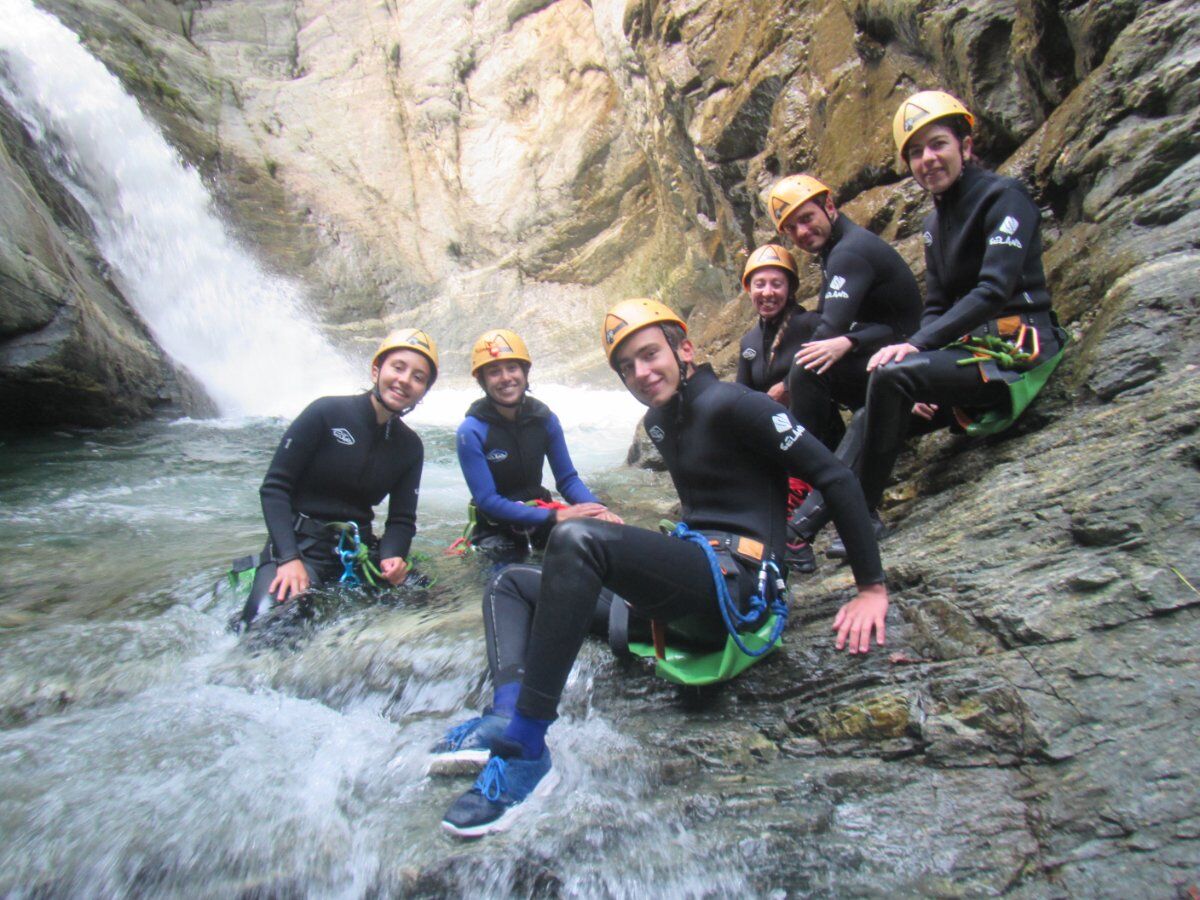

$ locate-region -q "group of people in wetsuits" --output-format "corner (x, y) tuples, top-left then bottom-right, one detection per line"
(237, 91), (1065, 839)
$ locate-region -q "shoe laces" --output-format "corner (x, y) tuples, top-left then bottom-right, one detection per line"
(473, 756), (508, 802)
(444, 717), (482, 750)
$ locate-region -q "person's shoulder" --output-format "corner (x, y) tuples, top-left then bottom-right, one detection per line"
(301, 393), (359, 421)
(390, 417), (424, 447)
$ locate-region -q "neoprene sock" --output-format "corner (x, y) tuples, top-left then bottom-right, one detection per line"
(502, 711), (552, 759)
(491, 681), (520, 718)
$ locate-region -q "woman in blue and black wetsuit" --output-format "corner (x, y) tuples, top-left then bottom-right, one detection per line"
(456, 328), (620, 564)
(238, 329), (437, 628)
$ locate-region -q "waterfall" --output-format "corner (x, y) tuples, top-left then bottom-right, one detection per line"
(0, 0), (356, 417)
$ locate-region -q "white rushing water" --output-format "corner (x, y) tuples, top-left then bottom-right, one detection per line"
(0, 0), (356, 416)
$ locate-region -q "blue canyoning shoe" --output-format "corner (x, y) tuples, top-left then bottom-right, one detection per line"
(441, 738), (558, 838)
(428, 712), (511, 776)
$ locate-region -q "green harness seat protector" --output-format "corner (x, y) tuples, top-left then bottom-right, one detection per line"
(226, 565), (256, 604)
(627, 613), (783, 686)
(958, 334), (1069, 438)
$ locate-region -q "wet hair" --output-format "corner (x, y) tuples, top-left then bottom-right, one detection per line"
(660, 322), (687, 352)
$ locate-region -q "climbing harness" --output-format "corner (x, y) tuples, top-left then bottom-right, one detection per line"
(625, 523), (789, 686)
(445, 498), (568, 557)
(947, 313), (1069, 437)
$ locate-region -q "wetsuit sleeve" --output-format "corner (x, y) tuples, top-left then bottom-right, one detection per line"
(811, 248), (876, 342)
(456, 418), (554, 529)
(258, 399), (325, 563)
(379, 436), (422, 560)
(545, 414), (600, 505)
(730, 392), (885, 586)
(909, 186), (1042, 349)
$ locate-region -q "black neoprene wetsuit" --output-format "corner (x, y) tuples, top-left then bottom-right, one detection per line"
(735, 305), (818, 394)
(495, 364), (884, 721)
(240, 392), (423, 627)
(787, 214), (922, 448)
(856, 165), (1062, 510)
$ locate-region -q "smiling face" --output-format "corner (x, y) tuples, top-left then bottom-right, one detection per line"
(372, 348), (432, 414)
(781, 194), (836, 254)
(905, 122), (972, 196)
(479, 358), (528, 407)
(747, 266), (792, 321)
(613, 326), (694, 408)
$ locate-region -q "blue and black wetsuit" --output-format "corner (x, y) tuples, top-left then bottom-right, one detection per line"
(456, 395), (598, 559)
(490, 365), (885, 720)
(240, 392), (423, 627)
(787, 214), (922, 448)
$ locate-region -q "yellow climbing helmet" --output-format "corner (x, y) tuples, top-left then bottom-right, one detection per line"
(372, 328), (439, 382)
(892, 90), (975, 159)
(470, 329), (532, 376)
(742, 244), (798, 289)
(767, 174), (832, 233)
(601, 298), (687, 365)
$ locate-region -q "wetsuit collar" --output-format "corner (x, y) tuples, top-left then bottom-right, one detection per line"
(819, 213), (849, 264)
(466, 394), (550, 425)
(934, 162), (982, 208)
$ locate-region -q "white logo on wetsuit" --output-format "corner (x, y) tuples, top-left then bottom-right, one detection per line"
(331, 427), (355, 445)
(742, 347), (757, 360)
(486, 449), (509, 462)
(648, 425), (665, 443)
(829, 275), (846, 290)
(772, 412), (792, 433)
(990, 215), (1023, 248)
(923, 231), (933, 246)
(779, 424), (805, 451)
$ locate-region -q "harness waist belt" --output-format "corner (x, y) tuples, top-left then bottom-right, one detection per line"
(293, 513), (372, 541)
(969, 309), (1055, 340)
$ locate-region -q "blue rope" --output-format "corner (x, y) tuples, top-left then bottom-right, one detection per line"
(671, 523), (788, 658)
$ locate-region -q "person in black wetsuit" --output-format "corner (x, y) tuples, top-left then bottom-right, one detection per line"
(764, 173), (923, 567)
(794, 91), (1064, 549)
(237, 329), (437, 629)
(734, 243), (814, 405)
(457, 328), (620, 564)
(766, 173), (922, 448)
(437, 298), (889, 838)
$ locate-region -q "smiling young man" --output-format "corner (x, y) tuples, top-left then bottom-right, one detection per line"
(764, 173), (922, 565)
(438, 299), (889, 838)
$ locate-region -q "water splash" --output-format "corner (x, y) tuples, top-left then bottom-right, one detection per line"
(0, 0), (355, 416)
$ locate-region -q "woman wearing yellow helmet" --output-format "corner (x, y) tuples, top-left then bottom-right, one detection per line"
(827, 90), (1064, 540)
(237, 329), (437, 629)
(734, 243), (817, 407)
(457, 329), (620, 565)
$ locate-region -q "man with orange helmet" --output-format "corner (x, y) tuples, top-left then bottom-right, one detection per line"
(438, 299), (889, 838)
(766, 173), (922, 565)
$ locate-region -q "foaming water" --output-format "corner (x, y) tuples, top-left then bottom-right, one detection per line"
(0, 0), (355, 416)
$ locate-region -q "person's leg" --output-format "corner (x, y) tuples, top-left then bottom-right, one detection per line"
(513, 519), (725, 727)
(788, 365), (840, 449)
(240, 541), (323, 629)
(858, 348), (1008, 509)
(442, 519), (735, 836)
